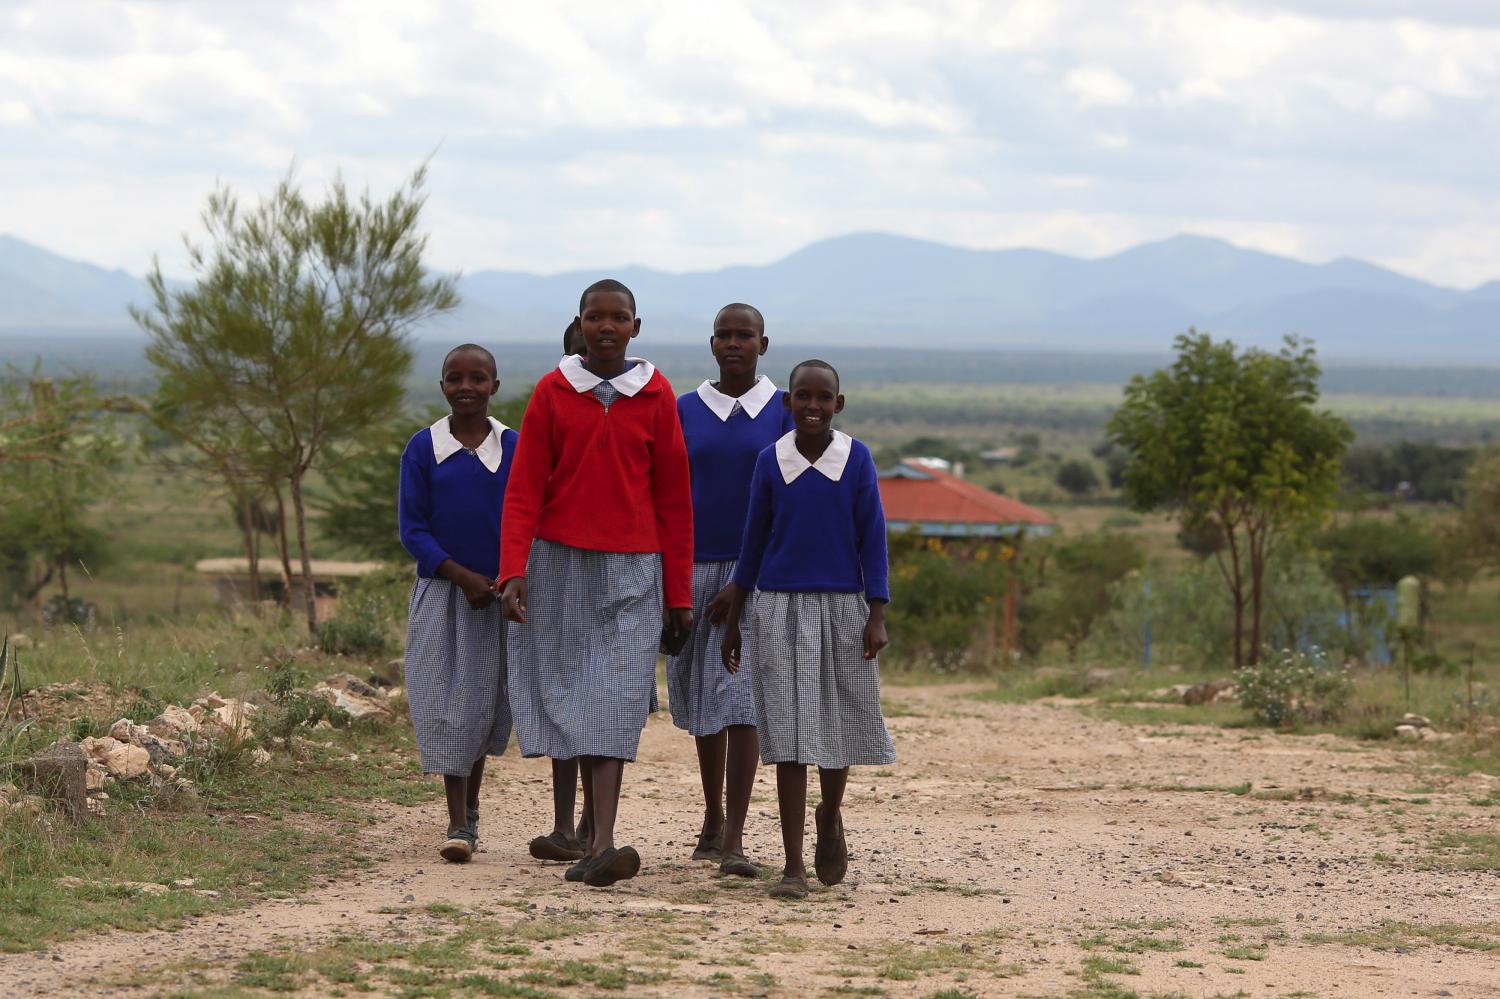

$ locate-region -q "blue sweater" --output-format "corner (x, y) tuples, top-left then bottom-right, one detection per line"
(678, 385), (795, 561)
(732, 433), (890, 601)
(398, 424), (518, 580)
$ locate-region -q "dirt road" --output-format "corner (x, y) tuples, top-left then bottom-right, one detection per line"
(3, 683), (1497, 997)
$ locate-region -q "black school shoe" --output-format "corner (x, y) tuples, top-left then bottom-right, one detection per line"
(583, 846), (641, 887)
(564, 853), (597, 882)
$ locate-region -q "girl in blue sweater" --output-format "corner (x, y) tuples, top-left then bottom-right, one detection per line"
(670, 303), (793, 877)
(721, 359), (896, 900)
(398, 344), (518, 863)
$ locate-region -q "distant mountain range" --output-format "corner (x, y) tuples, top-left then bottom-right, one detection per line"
(3, 231), (1496, 359)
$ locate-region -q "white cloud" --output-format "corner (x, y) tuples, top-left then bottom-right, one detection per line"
(0, 0), (1497, 286)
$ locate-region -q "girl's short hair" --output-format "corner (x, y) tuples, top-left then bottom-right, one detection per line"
(443, 343), (497, 375)
(579, 278), (636, 315)
(789, 358), (839, 392)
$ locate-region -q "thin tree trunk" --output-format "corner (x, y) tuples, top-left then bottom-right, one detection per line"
(58, 560), (70, 603)
(1248, 523), (1265, 667)
(239, 488), (262, 603)
(1224, 523), (1245, 670)
(289, 470), (318, 634)
(274, 483), (295, 612)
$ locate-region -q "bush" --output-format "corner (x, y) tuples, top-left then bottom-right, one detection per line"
(886, 533), (1011, 672)
(1236, 647), (1353, 727)
(1054, 459), (1100, 497)
(317, 565), (409, 656)
(1025, 531), (1144, 659)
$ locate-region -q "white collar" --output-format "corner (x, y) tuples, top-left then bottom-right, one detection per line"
(695, 376), (779, 422)
(558, 354), (656, 397)
(430, 416), (509, 473)
(774, 430), (852, 484)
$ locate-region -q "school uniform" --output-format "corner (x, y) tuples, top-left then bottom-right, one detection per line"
(501, 355), (693, 762)
(733, 430), (897, 769)
(398, 416), (517, 776)
(668, 377), (795, 738)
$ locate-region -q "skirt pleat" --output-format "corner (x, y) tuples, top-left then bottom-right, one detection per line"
(750, 590), (897, 769)
(404, 576), (511, 775)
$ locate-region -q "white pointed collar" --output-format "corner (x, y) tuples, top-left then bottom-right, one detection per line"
(695, 376), (779, 422)
(774, 430), (852, 485)
(558, 354), (656, 397)
(430, 416), (510, 473)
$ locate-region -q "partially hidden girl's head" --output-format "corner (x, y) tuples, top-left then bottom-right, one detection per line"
(563, 318), (585, 357)
(441, 343), (499, 417)
(785, 359), (843, 436)
(576, 278), (640, 366)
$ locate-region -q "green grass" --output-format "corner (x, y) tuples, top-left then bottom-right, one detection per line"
(1422, 831), (1500, 871)
(1303, 921), (1500, 952)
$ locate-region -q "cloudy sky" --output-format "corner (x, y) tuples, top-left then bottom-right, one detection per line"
(2, 0), (1498, 287)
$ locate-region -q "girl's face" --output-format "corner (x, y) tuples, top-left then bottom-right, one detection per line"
(786, 366), (843, 436)
(710, 308), (768, 380)
(441, 349), (499, 417)
(578, 291), (641, 366)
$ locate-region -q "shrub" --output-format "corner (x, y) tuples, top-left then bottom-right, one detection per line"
(886, 533), (1011, 672)
(317, 565), (409, 656)
(256, 659), (351, 749)
(1236, 647), (1353, 727)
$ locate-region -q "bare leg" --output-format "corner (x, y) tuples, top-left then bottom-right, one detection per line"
(585, 755), (624, 857)
(465, 756), (486, 812)
(817, 766), (848, 816)
(551, 758), (578, 838)
(443, 775), (468, 831)
(577, 758), (594, 844)
(721, 725), (759, 859)
(775, 762), (808, 879)
(694, 730), (727, 839)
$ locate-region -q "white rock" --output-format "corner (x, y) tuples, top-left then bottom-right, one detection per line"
(250, 748), (272, 767)
(310, 683), (393, 721)
(85, 764), (107, 792)
(103, 742), (150, 778)
(171, 878), (197, 889)
(1418, 727), (1442, 742)
(1395, 724), (1420, 741)
(81, 736), (120, 764)
(148, 705), (200, 739)
(85, 798), (106, 817)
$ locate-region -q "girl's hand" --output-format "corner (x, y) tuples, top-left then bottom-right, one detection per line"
(863, 601), (888, 661)
(459, 569), (496, 610)
(500, 577), (528, 624)
(668, 606), (693, 636)
(721, 620), (742, 674)
(704, 582), (738, 625)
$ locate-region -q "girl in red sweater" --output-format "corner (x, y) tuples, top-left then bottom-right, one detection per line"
(500, 279), (694, 888)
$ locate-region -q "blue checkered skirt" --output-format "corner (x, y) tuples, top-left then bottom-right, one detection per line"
(749, 590), (897, 769)
(507, 539), (662, 761)
(667, 560), (757, 737)
(404, 576), (512, 775)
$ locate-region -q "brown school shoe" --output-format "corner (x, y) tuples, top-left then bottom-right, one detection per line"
(768, 874), (808, 900)
(814, 801), (847, 886)
(583, 846), (642, 887)
(691, 829), (723, 862)
(529, 831), (586, 862)
(718, 852), (759, 878)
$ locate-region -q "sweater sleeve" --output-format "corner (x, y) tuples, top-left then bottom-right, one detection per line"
(652, 386), (695, 607)
(498, 384), (554, 586)
(853, 447), (890, 602)
(731, 454), (774, 591)
(398, 438), (450, 578)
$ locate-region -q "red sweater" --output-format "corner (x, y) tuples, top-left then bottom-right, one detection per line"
(499, 361), (694, 607)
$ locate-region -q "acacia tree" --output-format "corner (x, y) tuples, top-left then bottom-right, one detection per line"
(0, 373), (122, 613)
(1108, 332), (1351, 668)
(135, 166), (458, 632)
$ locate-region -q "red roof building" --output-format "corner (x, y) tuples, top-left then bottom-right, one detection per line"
(878, 459), (1054, 539)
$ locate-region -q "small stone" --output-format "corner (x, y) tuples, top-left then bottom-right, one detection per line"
(172, 878), (197, 889)
(1400, 713), (1432, 728)
(85, 764), (107, 792)
(148, 705), (201, 740)
(1395, 725), (1419, 741)
(250, 748), (272, 767)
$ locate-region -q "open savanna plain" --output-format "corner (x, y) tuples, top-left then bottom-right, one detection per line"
(3, 677), (1499, 999)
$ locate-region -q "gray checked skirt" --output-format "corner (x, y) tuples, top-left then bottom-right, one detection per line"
(667, 560), (757, 738)
(749, 590), (897, 769)
(507, 539), (662, 761)
(404, 576), (512, 776)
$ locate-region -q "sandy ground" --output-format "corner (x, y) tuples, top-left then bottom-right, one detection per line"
(3, 682), (1499, 998)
